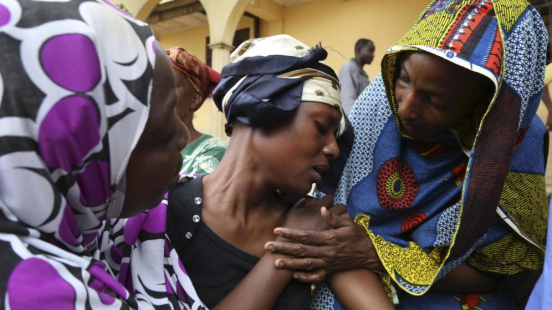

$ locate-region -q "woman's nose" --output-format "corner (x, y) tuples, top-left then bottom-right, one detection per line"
(397, 90), (419, 121)
(323, 135), (340, 160)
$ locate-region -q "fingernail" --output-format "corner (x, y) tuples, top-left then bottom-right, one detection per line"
(323, 207), (331, 215)
(265, 243), (274, 251)
(277, 260), (284, 267)
(274, 229), (282, 235)
(293, 274), (299, 279)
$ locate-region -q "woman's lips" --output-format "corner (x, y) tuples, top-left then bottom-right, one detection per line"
(311, 169), (323, 183)
(312, 164), (329, 183)
(313, 164), (329, 174)
(401, 121), (417, 135)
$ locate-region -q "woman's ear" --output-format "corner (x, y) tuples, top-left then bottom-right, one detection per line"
(191, 92), (203, 111)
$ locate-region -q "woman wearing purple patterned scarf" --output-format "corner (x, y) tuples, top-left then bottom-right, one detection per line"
(0, 0), (196, 308)
(0, 3), (355, 309)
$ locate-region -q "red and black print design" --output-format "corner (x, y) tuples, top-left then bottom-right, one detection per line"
(376, 158), (420, 211)
(452, 162), (468, 186)
(417, 141), (451, 158)
(514, 128), (527, 149)
(401, 213), (427, 233)
(440, 0), (502, 75)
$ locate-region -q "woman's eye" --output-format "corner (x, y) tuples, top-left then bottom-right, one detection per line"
(428, 101), (450, 112)
(316, 122), (329, 135)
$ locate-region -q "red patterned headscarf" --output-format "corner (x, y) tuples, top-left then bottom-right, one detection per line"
(166, 47), (221, 105)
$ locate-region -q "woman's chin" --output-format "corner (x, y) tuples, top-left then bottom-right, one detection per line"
(279, 185), (311, 198)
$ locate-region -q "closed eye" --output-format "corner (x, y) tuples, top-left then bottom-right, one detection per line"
(428, 102), (452, 112)
(427, 95), (452, 112)
(316, 122), (329, 136)
(398, 73), (410, 85)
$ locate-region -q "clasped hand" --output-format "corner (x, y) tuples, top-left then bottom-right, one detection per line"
(265, 195), (383, 283)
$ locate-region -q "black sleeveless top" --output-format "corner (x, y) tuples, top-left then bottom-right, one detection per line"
(166, 177), (311, 309)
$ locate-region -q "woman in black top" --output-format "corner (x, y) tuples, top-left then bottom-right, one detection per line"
(166, 34), (388, 309)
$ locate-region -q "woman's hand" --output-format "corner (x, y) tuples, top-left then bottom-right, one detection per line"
(280, 195), (346, 231)
(546, 112), (552, 131)
(265, 206), (383, 283)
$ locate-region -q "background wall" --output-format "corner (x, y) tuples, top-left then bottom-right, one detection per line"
(270, 0), (429, 80)
(154, 0), (430, 136)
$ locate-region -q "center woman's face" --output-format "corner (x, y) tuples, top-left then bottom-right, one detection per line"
(394, 51), (492, 140)
(255, 101), (341, 195)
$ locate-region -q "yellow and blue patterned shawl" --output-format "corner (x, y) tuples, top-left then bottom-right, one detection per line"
(313, 0), (548, 308)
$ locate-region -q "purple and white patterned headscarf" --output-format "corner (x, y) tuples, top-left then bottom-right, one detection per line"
(0, 1), (204, 309)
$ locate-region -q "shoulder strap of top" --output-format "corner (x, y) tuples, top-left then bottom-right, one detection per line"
(167, 176), (204, 253)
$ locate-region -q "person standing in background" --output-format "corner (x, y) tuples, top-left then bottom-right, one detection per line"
(338, 38), (375, 115)
(167, 47), (227, 175)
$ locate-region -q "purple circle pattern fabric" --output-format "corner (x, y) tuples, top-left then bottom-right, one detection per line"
(0, 0), (205, 309)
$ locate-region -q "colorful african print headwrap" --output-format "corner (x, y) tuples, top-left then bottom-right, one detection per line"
(167, 46), (221, 104)
(0, 1), (204, 309)
(312, 0), (548, 308)
(213, 34), (347, 137)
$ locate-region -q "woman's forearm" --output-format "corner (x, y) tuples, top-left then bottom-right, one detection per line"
(433, 262), (499, 294)
(214, 251), (294, 310)
(542, 86), (552, 111)
(216, 197), (344, 309)
(328, 269), (394, 310)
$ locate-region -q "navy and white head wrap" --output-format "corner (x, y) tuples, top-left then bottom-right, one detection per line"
(213, 34), (347, 137)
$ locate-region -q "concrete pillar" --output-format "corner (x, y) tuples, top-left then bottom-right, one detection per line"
(208, 43), (234, 139)
(199, 0), (250, 139)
